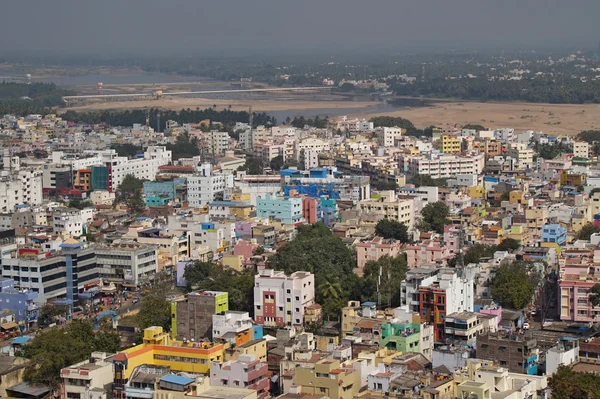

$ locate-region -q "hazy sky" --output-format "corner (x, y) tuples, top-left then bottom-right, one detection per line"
(1, 0), (599, 55)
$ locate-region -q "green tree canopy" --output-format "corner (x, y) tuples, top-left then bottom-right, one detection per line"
(589, 283), (600, 307)
(369, 116), (418, 135)
(577, 223), (600, 241)
(375, 219), (410, 243)
(418, 202), (450, 234)
(37, 304), (69, 328)
(577, 130), (600, 144)
(497, 238), (521, 252)
(238, 158), (263, 175)
(137, 283), (171, 331)
(491, 261), (540, 310)
(23, 320), (120, 388)
(361, 255), (408, 308)
(115, 174), (145, 214)
(269, 155), (284, 171)
(548, 365), (600, 399)
(166, 131), (201, 160)
(462, 124), (487, 131)
(408, 174), (448, 188)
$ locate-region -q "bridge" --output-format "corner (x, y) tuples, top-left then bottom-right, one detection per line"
(62, 86), (333, 104)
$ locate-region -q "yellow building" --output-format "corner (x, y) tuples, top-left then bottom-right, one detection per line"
(468, 186), (485, 199)
(506, 225), (530, 245)
(112, 327), (224, 399)
(560, 170), (587, 187)
(421, 378), (456, 399)
(509, 191), (524, 205)
(222, 255), (244, 271)
(224, 338), (267, 362)
(441, 135), (462, 154)
(315, 335), (340, 352)
(342, 301), (363, 337)
(154, 378), (258, 399)
(293, 359), (360, 399)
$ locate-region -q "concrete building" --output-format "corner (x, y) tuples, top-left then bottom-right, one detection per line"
(188, 164), (234, 207)
(253, 269), (314, 327)
(210, 355), (269, 399)
(212, 311), (254, 346)
(546, 337), (579, 376)
(0, 168), (43, 212)
(256, 194), (304, 225)
(376, 127), (404, 147)
(52, 207), (94, 238)
(1, 239), (99, 305)
(507, 143), (535, 169)
(95, 243), (158, 285)
(282, 168), (370, 201)
(401, 153), (485, 179)
(441, 135), (462, 154)
(109, 146), (172, 190)
(60, 352), (115, 399)
(174, 291), (229, 341)
(0, 278), (38, 325)
(405, 239), (450, 268)
(476, 332), (539, 375)
(400, 267), (439, 313)
(291, 359), (360, 399)
(444, 311), (484, 345)
(418, 268), (475, 342)
(542, 223), (567, 246)
(573, 141), (590, 159)
(355, 237), (402, 274)
(357, 191), (414, 230)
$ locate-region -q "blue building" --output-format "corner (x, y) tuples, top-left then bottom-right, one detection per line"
(542, 223), (567, 246)
(143, 178), (186, 207)
(256, 194), (304, 225)
(281, 167), (370, 201)
(0, 278), (38, 325)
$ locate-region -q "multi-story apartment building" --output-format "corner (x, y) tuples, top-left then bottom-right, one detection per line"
(187, 163), (234, 207)
(507, 143), (534, 169)
(375, 127), (404, 147)
(357, 191), (414, 230)
(401, 153), (485, 179)
(95, 243), (158, 285)
(558, 248), (600, 322)
(573, 141), (590, 159)
(292, 359), (361, 399)
(109, 146), (172, 190)
(281, 168), (371, 201)
(1, 238), (99, 304)
(355, 237), (402, 274)
(476, 332), (539, 375)
(210, 355), (270, 399)
(297, 138), (331, 157)
(444, 311), (484, 345)
(212, 311), (254, 346)
(400, 267), (440, 314)
(441, 134), (462, 154)
(405, 239), (450, 268)
(174, 291), (229, 341)
(418, 267), (475, 342)
(256, 194), (304, 225)
(542, 223), (567, 246)
(60, 352), (115, 399)
(0, 167), (43, 212)
(0, 278), (38, 325)
(495, 128), (515, 143)
(253, 269), (315, 327)
(52, 207), (94, 238)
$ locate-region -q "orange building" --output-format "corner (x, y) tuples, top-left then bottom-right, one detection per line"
(73, 169), (92, 191)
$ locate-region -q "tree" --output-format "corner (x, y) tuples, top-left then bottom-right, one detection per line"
(182, 261), (214, 290)
(269, 155), (284, 171)
(22, 320), (120, 388)
(137, 284), (171, 331)
(497, 238), (521, 252)
(369, 116), (418, 135)
(37, 303), (69, 328)
(283, 159), (301, 170)
(115, 174), (145, 214)
(362, 255), (408, 308)
(577, 223), (600, 241)
(375, 219), (410, 243)
(408, 174), (447, 188)
(339, 82), (355, 92)
(112, 143), (143, 158)
(491, 261), (539, 310)
(418, 202), (450, 234)
(548, 365), (600, 399)
(238, 158), (263, 175)
(589, 284), (600, 307)
(462, 124), (486, 131)
(253, 246), (265, 256)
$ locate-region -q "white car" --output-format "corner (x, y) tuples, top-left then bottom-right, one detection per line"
(523, 322), (530, 330)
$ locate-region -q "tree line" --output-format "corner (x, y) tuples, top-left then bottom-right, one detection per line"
(0, 82), (70, 116)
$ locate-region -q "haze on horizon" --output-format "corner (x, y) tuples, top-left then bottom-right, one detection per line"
(1, 0), (599, 57)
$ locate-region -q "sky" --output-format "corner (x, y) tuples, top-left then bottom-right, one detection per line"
(1, 0), (599, 56)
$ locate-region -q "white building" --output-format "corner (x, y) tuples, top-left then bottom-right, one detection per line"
(95, 243), (158, 285)
(296, 138), (331, 157)
(376, 127), (404, 147)
(187, 164), (234, 207)
(507, 143), (534, 169)
(253, 269), (315, 327)
(52, 207), (93, 238)
(204, 131), (230, 155)
(60, 352), (115, 399)
(357, 191), (415, 230)
(402, 153), (485, 179)
(303, 149), (319, 169)
(495, 128), (515, 143)
(110, 146), (172, 190)
(212, 310), (253, 343)
(573, 141), (590, 159)
(546, 338), (579, 376)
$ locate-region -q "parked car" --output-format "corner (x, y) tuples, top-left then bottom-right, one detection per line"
(523, 322), (530, 330)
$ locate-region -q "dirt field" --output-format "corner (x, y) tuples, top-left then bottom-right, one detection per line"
(62, 96), (600, 136)
(62, 97), (378, 113)
(354, 101), (600, 136)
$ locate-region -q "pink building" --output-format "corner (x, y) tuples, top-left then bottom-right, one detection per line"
(405, 239), (450, 268)
(479, 306), (503, 328)
(355, 237), (402, 274)
(559, 248), (600, 322)
(234, 239), (258, 260)
(210, 355), (270, 399)
(302, 197), (319, 224)
(443, 225), (460, 258)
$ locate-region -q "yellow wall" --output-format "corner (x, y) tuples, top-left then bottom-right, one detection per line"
(222, 255), (244, 271)
(225, 339), (267, 362)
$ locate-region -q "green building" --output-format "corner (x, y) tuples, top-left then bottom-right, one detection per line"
(380, 322), (421, 353)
